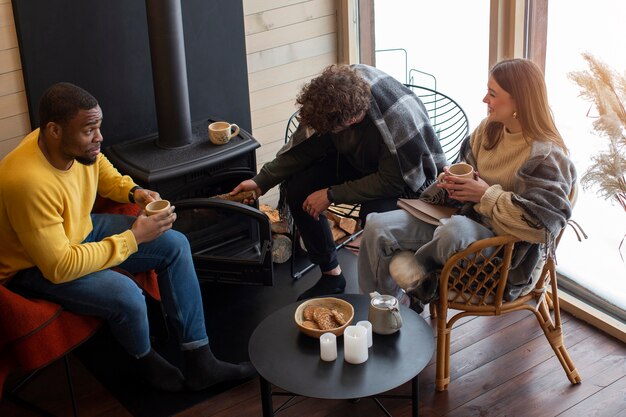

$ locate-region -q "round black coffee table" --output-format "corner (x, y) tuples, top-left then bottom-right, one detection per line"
(248, 293), (434, 417)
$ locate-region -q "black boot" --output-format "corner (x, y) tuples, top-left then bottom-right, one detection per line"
(182, 344), (257, 391)
(136, 349), (185, 392)
(407, 295), (425, 314)
(297, 273), (346, 301)
(406, 270), (439, 306)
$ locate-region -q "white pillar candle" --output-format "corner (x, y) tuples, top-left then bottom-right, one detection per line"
(320, 332), (337, 361)
(356, 320), (373, 348)
(343, 325), (368, 364)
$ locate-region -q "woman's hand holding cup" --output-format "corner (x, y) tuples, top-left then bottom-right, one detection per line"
(438, 162), (488, 202)
(437, 162), (475, 183)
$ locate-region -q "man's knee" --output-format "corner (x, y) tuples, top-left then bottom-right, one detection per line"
(107, 278), (148, 319)
(160, 229), (192, 253)
(284, 176), (311, 208)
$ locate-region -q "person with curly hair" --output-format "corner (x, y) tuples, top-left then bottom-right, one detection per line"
(231, 64), (446, 300)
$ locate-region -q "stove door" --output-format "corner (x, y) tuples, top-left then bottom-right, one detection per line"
(172, 198), (273, 286)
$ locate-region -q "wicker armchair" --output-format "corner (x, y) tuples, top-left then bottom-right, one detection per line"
(431, 189), (583, 391)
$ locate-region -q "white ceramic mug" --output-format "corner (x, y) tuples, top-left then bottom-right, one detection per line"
(208, 121), (240, 145)
(438, 162), (474, 183)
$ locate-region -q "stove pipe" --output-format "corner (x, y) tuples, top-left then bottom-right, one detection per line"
(145, 0), (193, 149)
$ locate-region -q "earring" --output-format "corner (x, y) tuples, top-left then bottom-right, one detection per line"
(513, 111), (518, 119)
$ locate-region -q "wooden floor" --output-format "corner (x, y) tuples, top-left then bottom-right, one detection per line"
(2, 307), (625, 417)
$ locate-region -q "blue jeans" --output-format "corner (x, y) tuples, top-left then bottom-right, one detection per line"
(9, 214), (208, 358)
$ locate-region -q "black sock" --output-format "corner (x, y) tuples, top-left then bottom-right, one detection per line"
(297, 273), (346, 301)
(136, 349), (185, 392)
(183, 344), (256, 391)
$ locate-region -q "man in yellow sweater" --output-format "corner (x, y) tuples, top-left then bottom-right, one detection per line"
(0, 83), (254, 391)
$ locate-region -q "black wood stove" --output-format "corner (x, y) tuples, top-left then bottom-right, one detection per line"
(103, 0), (273, 286)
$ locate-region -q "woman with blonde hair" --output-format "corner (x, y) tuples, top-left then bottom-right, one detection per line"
(358, 58), (577, 312)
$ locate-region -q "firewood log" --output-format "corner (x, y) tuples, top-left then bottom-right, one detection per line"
(325, 210), (358, 235)
(211, 190), (257, 203)
(260, 204), (290, 234)
(338, 217), (359, 235)
(271, 233), (292, 264)
(330, 224), (347, 242)
(325, 211), (341, 224)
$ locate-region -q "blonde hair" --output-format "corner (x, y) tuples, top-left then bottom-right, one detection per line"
(485, 58), (568, 153)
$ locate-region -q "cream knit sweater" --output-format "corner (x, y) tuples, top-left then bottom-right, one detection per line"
(471, 120), (545, 243)
(0, 130), (139, 284)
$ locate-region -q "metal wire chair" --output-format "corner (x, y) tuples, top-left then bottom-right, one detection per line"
(403, 84), (469, 162)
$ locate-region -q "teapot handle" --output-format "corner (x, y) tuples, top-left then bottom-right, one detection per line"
(390, 307), (403, 330)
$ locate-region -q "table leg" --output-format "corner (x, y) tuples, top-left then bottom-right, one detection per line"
(260, 376), (274, 417)
(412, 375), (419, 417)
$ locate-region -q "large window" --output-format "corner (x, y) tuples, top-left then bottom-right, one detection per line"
(373, 1), (490, 129)
(371, 0), (626, 322)
(544, 0), (626, 318)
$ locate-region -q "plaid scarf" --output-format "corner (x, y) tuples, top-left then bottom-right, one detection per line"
(355, 64), (447, 192)
(280, 65), (447, 193)
(461, 136), (577, 299)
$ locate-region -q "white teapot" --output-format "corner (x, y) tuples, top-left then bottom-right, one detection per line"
(368, 292), (403, 335)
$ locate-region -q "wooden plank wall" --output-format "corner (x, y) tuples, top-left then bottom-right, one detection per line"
(244, 0), (338, 203)
(0, 0), (30, 159)
(0, 0), (339, 205)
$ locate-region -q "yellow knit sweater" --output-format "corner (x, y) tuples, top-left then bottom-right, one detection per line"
(0, 129), (139, 284)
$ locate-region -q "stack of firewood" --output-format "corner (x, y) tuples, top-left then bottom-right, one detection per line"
(259, 204), (360, 264)
(258, 204), (291, 264)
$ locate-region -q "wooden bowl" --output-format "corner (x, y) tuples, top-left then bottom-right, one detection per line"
(294, 297), (354, 338)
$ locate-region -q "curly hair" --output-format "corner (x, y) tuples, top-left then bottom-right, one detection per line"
(296, 65), (371, 134)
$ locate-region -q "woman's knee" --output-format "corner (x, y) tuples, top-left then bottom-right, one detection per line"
(434, 216), (468, 241)
(434, 215), (493, 253)
(361, 212), (387, 242)
(361, 212), (404, 256)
